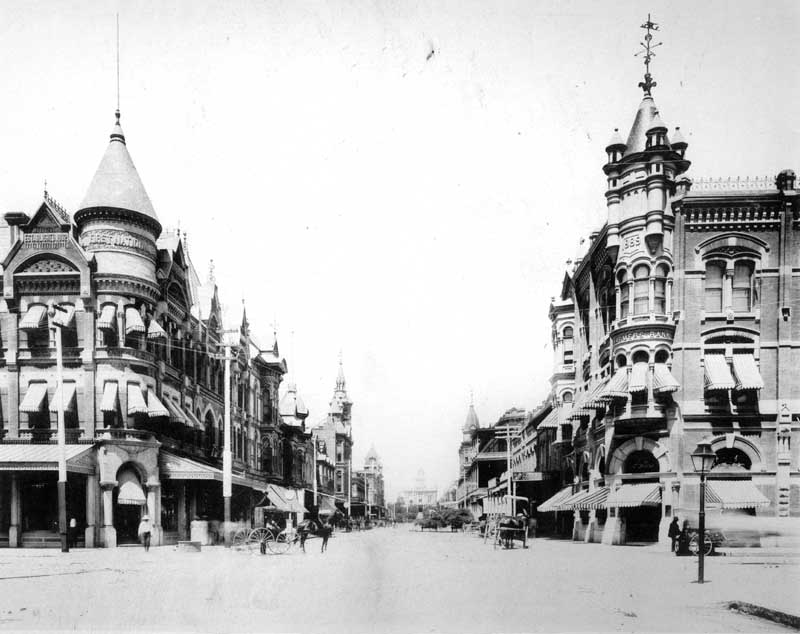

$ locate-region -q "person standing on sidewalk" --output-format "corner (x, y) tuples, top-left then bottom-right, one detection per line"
(668, 517), (681, 553)
(138, 514), (152, 552)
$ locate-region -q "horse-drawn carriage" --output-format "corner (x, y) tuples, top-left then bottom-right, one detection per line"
(484, 495), (532, 550)
(232, 506), (342, 554)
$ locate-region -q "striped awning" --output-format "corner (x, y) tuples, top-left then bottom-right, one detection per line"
(183, 407), (203, 430)
(164, 398), (186, 424)
(706, 479), (770, 509)
(606, 483), (661, 508)
(574, 487), (610, 510)
(732, 354), (764, 391)
(583, 378), (610, 409)
(127, 384), (148, 415)
(537, 486), (574, 513)
(537, 409), (559, 429)
(628, 362), (649, 394)
(97, 304), (117, 331)
(49, 382), (77, 413)
(19, 382), (48, 413)
(147, 392), (169, 418)
(653, 363), (680, 394)
(602, 367), (629, 399)
(19, 304), (48, 331)
(557, 489), (591, 511)
(704, 354), (735, 391)
(100, 382), (118, 412)
(147, 319), (166, 340)
(117, 470), (146, 506)
(125, 307), (146, 335)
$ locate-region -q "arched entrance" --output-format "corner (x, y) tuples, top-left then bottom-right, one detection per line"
(622, 450), (661, 543)
(114, 465), (147, 544)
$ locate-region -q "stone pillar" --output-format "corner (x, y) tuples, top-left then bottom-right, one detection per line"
(84, 474), (97, 548)
(101, 483), (116, 548)
(658, 480), (674, 550)
(177, 483), (187, 541)
(584, 510), (597, 543)
(147, 482), (161, 546)
(9, 474), (20, 547)
(601, 507), (624, 545)
(189, 486), (198, 523)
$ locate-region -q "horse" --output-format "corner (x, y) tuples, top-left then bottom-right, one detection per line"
(298, 511), (342, 553)
(497, 515), (526, 549)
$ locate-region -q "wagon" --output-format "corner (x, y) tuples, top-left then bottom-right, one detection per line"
(231, 506), (298, 555)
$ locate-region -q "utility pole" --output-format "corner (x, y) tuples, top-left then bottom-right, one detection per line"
(313, 437), (318, 508)
(49, 302), (69, 553)
(214, 328), (239, 548)
(497, 424), (520, 516)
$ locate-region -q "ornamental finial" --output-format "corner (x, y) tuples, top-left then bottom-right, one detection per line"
(635, 14), (662, 95)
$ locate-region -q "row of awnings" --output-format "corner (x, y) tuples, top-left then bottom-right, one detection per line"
(538, 479), (770, 513)
(19, 304), (76, 330)
(19, 381), (201, 428)
(705, 354), (764, 391)
(18, 303), (170, 339)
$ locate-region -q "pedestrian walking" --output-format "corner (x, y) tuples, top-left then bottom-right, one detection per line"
(138, 514), (152, 552)
(668, 517), (681, 553)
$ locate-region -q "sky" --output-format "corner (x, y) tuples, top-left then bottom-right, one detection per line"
(0, 0), (797, 500)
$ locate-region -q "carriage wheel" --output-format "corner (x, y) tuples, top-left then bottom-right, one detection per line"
(247, 528), (272, 553)
(231, 528), (249, 551)
(266, 531), (292, 555)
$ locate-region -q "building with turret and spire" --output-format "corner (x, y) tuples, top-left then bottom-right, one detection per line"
(0, 108), (315, 547)
(309, 358), (354, 516)
(532, 16), (799, 547)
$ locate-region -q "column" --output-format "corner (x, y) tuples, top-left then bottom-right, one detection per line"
(101, 484), (116, 548)
(84, 474), (97, 548)
(177, 483), (187, 541)
(9, 474), (20, 547)
(646, 362), (656, 416)
(147, 483), (161, 546)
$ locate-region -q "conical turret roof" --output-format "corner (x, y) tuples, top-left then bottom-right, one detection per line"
(624, 95), (662, 157)
(76, 111), (161, 230)
(463, 403), (479, 431)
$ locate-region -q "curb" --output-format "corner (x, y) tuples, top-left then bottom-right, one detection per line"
(727, 601), (800, 631)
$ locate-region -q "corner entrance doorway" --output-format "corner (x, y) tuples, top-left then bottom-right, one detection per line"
(114, 466), (147, 545)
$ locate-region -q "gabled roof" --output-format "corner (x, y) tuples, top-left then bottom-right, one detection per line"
(76, 112), (161, 231)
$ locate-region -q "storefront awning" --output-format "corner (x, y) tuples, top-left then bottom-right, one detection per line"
(267, 484), (308, 514)
(127, 384), (148, 415)
(575, 487), (610, 510)
(583, 379), (610, 409)
(537, 486), (574, 513)
(537, 409), (559, 429)
(653, 363), (680, 394)
(163, 398), (187, 425)
(706, 479), (770, 509)
(49, 382), (77, 413)
(118, 470), (146, 506)
(557, 489), (591, 511)
(19, 304), (48, 330)
(147, 319), (166, 340)
(319, 496), (338, 515)
(704, 354), (735, 391)
(732, 354), (764, 391)
(101, 382), (118, 413)
(183, 407), (204, 430)
(602, 367), (629, 399)
(628, 362), (649, 394)
(97, 304), (117, 331)
(606, 483), (661, 508)
(20, 382), (48, 413)
(147, 392), (169, 418)
(0, 444), (94, 474)
(125, 307), (146, 335)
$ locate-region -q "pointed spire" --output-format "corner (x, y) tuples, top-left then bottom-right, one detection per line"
(75, 110), (161, 232)
(336, 353), (346, 391)
(463, 396), (480, 432)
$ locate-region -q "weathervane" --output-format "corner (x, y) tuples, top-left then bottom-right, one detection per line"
(635, 14), (661, 95)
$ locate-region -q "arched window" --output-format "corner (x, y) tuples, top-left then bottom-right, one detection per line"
(562, 326), (574, 364)
(624, 450), (660, 474)
(705, 261), (724, 313)
(618, 270), (629, 318)
(633, 265), (650, 315)
(654, 264), (669, 314)
(562, 391), (573, 404)
(733, 261), (753, 312)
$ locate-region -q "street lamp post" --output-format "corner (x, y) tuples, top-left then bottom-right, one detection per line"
(48, 302), (70, 553)
(690, 440), (716, 584)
